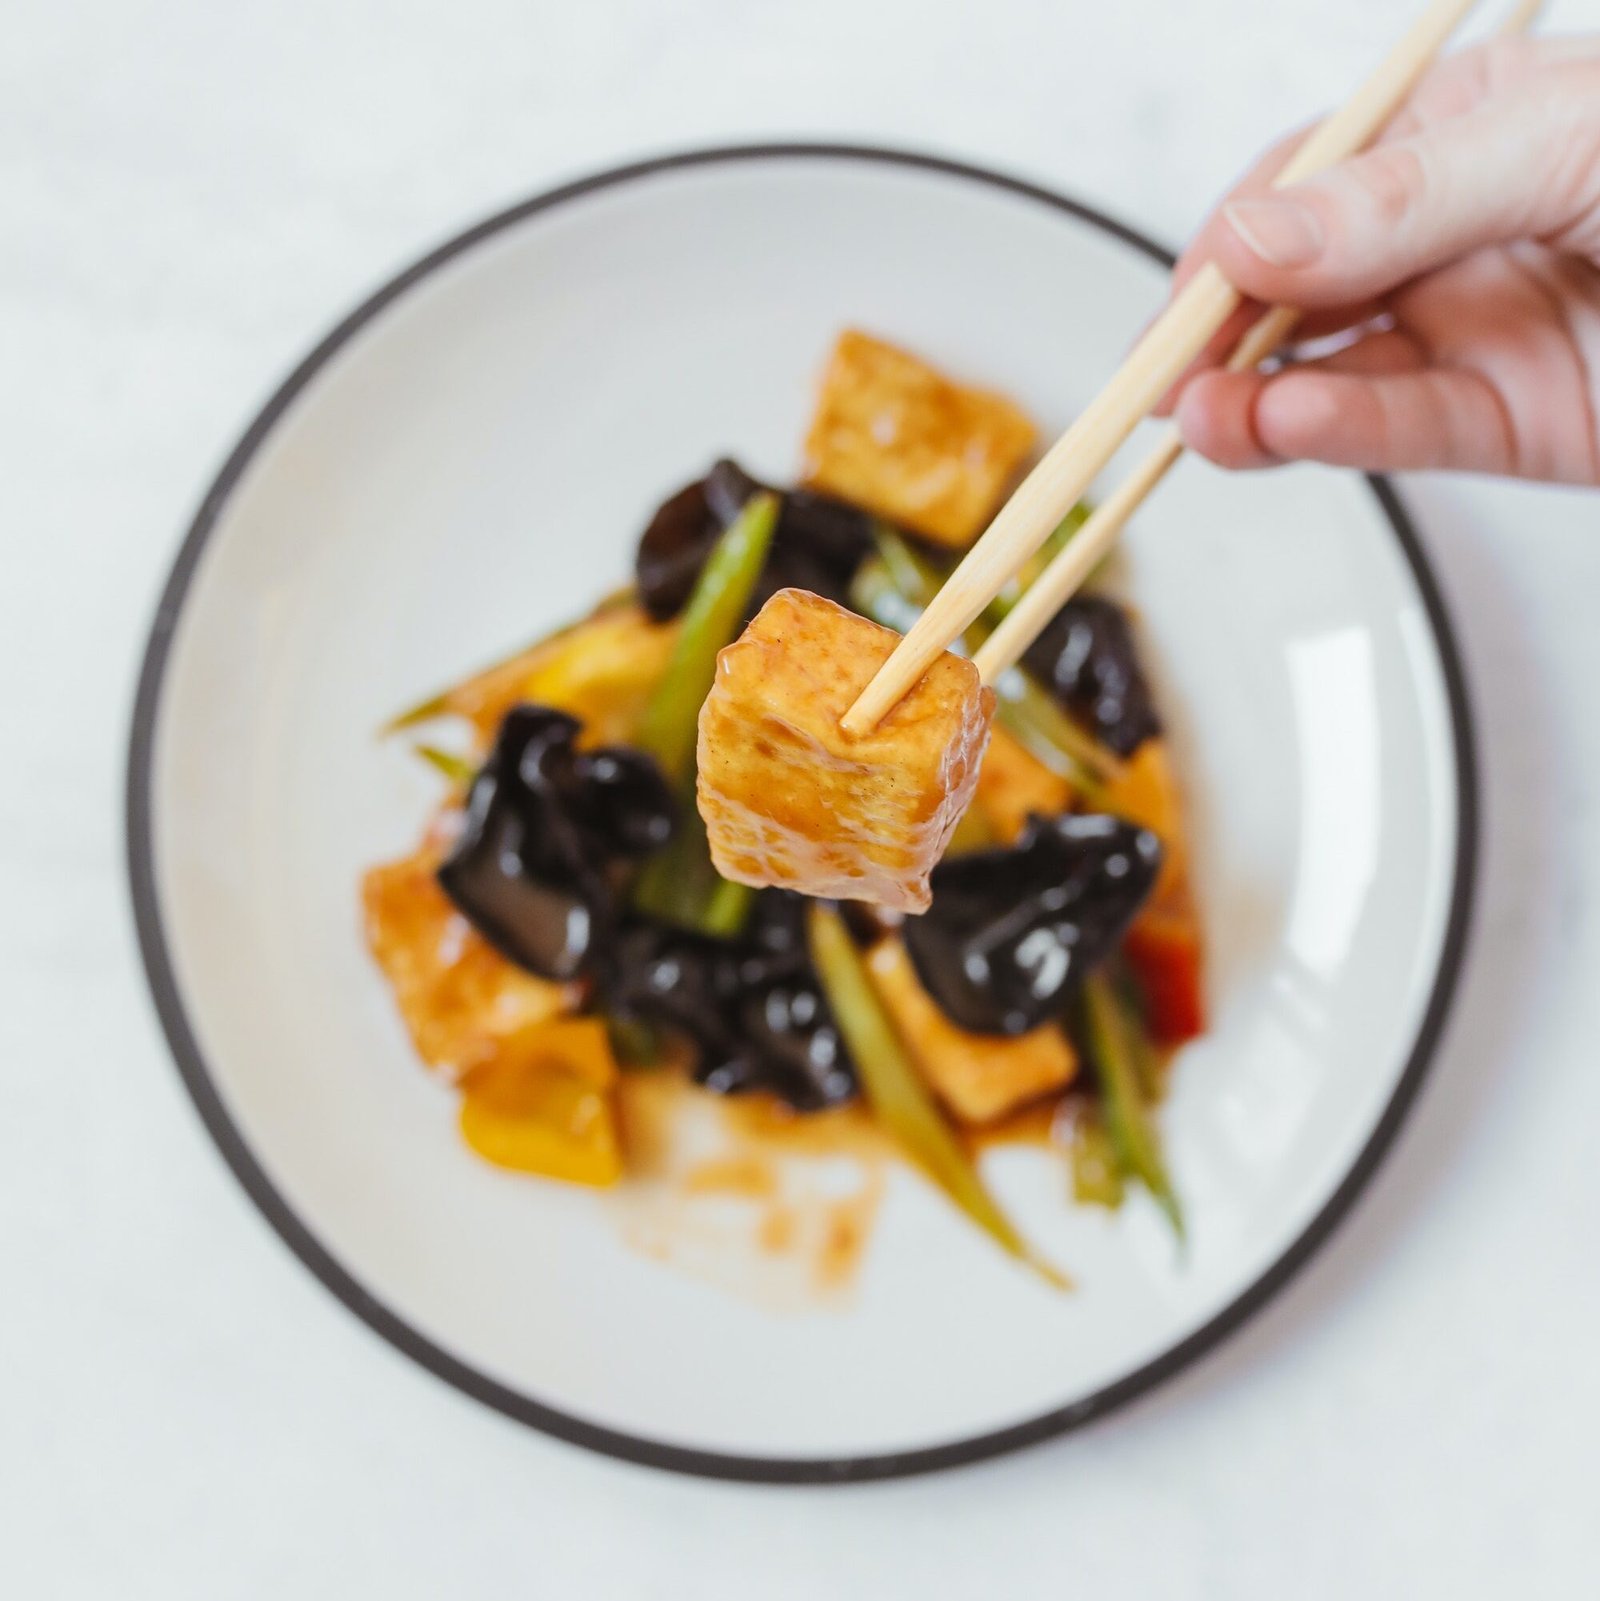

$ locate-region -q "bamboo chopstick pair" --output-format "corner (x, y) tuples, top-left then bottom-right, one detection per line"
(840, 0), (1543, 736)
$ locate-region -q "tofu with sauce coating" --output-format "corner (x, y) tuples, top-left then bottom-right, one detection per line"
(867, 940), (1078, 1124)
(697, 588), (995, 914)
(802, 330), (1037, 548)
(362, 841), (573, 1077)
(973, 724), (1075, 845)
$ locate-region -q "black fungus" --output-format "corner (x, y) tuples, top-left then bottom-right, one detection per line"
(903, 813), (1163, 1036)
(436, 705), (676, 981)
(600, 893), (859, 1112)
(635, 478), (717, 622)
(635, 459), (875, 622)
(602, 923), (738, 1059)
(1022, 596), (1162, 757)
(725, 888), (811, 988)
(729, 976), (858, 1110)
(577, 747), (677, 857)
(701, 457), (764, 527)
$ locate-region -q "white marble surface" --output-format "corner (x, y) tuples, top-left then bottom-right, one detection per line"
(5, 0), (1599, 1594)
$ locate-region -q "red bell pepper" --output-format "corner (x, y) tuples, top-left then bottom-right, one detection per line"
(1123, 912), (1206, 1046)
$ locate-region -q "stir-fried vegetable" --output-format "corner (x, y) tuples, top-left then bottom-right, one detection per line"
(808, 904), (1070, 1289)
(436, 706), (676, 981)
(1069, 1106), (1125, 1209)
(866, 939), (1077, 1126)
(381, 586), (638, 735)
(516, 607), (682, 749)
(637, 460), (871, 621)
(632, 796), (756, 937)
(1079, 971), (1184, 1241)
(413, 744), (476, 785)
(1024, 595), (1161, 758)
(633, 492), (780, 781)
(605, 1014), (663, 1069)
(988, 665), (1120, 801)
(1124, 914), (1206, 1047)
(871, 519), (946, 605)
(946, 795), (999, 854)
(631, 493), (779, 933)
(875, 502), (1095, 628)
(972, 725), (1073, 845)
(903, 813), (1163, 1036)
(603, 895), (858, 1110)
(456, 1018), (623, 1186)
(848, 553), (922, 636)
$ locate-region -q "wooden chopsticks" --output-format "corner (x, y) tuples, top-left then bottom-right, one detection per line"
(839, 0), (1488, 736)
(973, 0), (1541, 686)
(970, 308), (1295, 685)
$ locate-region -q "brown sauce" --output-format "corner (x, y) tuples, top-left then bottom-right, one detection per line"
(610, 1067), (890, 1306)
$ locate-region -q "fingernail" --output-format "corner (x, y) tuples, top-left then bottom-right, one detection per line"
(1224, 198), (1325, 268)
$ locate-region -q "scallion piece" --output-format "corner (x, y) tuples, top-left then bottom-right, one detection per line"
(1081, 971), (1184, 1242)
(630, 493), (778, 934)
(808, 904), (1071, 1290)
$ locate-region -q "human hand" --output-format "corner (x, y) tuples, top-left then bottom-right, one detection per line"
(1167, 37), (1600, 483)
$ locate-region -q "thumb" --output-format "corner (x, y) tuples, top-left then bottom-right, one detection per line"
(1207, 74), (1600, 306)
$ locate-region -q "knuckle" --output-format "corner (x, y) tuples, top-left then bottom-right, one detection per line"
(1349, 145), (1430, 228)
(1399, 39), (1541, 131)
(1519, 79), (1600, 236)
(1480, 35), (1540, 91)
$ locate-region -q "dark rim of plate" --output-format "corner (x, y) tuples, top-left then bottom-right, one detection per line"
(125, 143), (1479, 1485)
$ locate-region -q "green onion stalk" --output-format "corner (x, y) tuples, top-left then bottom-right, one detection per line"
(1079, 971), (1184, 1242)
(411, 744), (478, 786)
(808, 904), (1071, 1290)
(1068, 1105), (1125, 1210)
(630, 492), (780, 934)
(981, 501), (1093, 627)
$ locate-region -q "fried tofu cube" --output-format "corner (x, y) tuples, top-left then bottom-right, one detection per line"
(697, 588), (995, 914)
(866, 940), (1077, 1124)
(1097, 738), (1189, 909)
(1100, 738), (1206, 1042)
(802, 330), (1036, 548)
(974, 724), (1075, 845)
(362, 842), (573, 1076)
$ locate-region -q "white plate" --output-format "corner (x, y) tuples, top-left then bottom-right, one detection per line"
(127, 146), (1475, 1480)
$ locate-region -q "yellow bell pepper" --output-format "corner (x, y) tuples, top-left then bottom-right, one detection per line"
(384, 599), (678, 749)
(1097, 739), (1189, 905)
(519, 606), (681, 748)
(456, 1017), (622, 1186)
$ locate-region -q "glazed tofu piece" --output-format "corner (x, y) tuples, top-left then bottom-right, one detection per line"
(802, 330), (1037, 548)
(697, 588), (995, 914)
(362, 840), (572, 1077)
(866, 941), (1078, 1124)
(973, 725), (1075, 845)
(1098, 738), (1189, 908)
